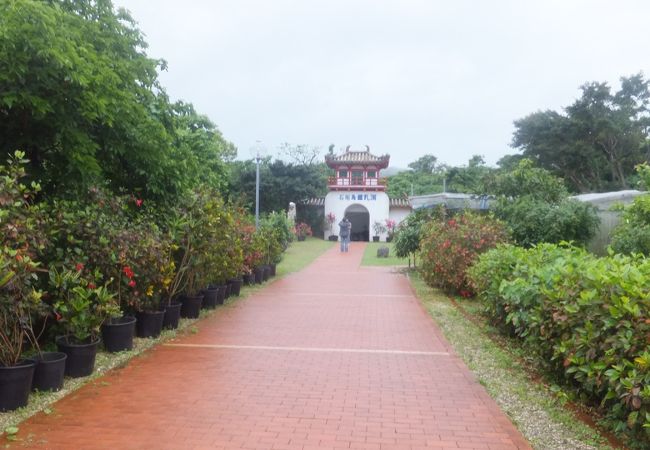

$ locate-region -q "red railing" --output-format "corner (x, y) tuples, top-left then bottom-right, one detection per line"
(327, 177), (387, 188)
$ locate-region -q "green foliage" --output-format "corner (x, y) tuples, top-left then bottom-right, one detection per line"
(228, 159), (328, 214)
(488, 160), (599, 246)
(513, 73), (650, 192)
(387, 155), (494, 198)
(0, 151), (46, 366)
(497, 197), (599, 247)
(612, 165), (650, 255)
(468, 244), (650, 442)
(49, 266), (119, 343)
(258, 212), (294, 265)
(485, 159), (568, 202)
(0, 0), (232, 203)
(419, 213), (509, 295)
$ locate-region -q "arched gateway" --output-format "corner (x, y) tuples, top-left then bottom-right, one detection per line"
(319, 146), (412, 242)
(344, 204), (369, 241)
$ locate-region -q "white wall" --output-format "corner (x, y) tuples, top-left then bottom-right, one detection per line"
(389, 207), (411, 226)
(324, 191), (390, 241)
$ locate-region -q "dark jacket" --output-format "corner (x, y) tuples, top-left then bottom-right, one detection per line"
(338, 219), (351, 238)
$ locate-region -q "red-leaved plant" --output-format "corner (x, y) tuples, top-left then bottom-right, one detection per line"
(419, 212), (509, 295)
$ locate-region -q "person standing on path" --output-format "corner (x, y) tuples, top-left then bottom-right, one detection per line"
(338, 217), (351, 252)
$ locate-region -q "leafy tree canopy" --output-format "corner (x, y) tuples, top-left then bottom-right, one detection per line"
(0, 0), (234, 202)
(512, 73), (650, 192)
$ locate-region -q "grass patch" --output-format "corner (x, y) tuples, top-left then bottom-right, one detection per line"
(409, 271), (614, 450)
(277, 237), (334, 276)
(360, 242), (408, 266)
(0, 237), (332, 437)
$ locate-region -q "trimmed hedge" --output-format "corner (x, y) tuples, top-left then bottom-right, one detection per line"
(468, 244), (650, 443)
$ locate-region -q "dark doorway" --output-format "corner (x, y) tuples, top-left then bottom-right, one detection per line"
(345, 204), (369, 241)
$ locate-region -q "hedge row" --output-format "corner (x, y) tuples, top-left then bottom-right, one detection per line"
(468, 244), (650, 442)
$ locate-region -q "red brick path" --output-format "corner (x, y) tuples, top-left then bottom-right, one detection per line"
(12, 243), (530, 449)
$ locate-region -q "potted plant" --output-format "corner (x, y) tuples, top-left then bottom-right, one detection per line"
(295, 222), (312, 242)
(0, 247), (43, 410)
(372, 221), (387, 242)
(325, 212), (338, 241)
(0, 151), (47, 410)
(385, 219), (397, 242)
(50, 265), (120, 377)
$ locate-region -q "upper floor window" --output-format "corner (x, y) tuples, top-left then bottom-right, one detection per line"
(338, 170), (348, 178)
(367, 170), (376, 178)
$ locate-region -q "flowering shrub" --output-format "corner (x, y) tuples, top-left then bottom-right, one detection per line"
(49, 265), (119, 343)
(295, 222), (312, 239)
(0, 151), (46, 366)
(419, 213), (509, 295)
(469, 244), (650, 443)
(385, 219), (396, 235)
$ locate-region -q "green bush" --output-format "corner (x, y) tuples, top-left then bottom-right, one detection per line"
(419, 213), (509, 295)
(468, 244), (650, 442)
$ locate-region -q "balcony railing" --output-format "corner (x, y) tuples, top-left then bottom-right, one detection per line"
(328, 177), (387, 188)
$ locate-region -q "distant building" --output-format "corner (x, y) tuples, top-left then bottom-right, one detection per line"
(306, 146), (412, 241)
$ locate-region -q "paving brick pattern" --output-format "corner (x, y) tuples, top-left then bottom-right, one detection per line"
(12, 243), (530, 449)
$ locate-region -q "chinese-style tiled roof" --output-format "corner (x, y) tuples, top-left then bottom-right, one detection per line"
(325, 145), (390, 169)
(390, 198), (412, 208)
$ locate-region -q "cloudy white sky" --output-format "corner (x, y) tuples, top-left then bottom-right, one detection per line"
(114, 0), (650, 169)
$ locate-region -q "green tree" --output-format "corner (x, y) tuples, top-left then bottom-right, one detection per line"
(486, 160), (599, 246)
(0, 0), (233, 202)
(513, 73), (650, 192)
(227, 158), (328, 215)
(408, 154), (438, 174)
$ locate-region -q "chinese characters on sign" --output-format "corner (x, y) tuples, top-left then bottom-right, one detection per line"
(339, 194), (377, 201)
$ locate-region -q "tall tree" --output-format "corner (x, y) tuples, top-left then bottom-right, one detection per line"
(0, 0), (233, 202)
(513, 73), (650, 192)
(407, 154), (438, 174)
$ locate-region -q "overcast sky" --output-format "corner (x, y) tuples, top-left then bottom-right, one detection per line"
(113, 0), (650, 169)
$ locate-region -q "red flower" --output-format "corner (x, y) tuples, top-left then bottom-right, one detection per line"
(122, 266), (134, 279)
(54, 311), (62, 321)
(88, 283), (96, 289)
(135, 198), (143, 207)
(128, 280), (136, 288)
(75, 263), (84, 272)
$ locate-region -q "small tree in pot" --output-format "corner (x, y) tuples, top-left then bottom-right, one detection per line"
(325, 212), (337, 241)
(0, 152), (48, 410)
(372, 221), (386, 242)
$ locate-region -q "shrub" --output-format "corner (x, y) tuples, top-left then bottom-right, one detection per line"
(496, 197), (599, 247)
(295, 222), (312, 239)
(468, 244), (650, 442)
(0, 151), (47, 366)
(419, 213), (509, 295)
(49, 265), (119, 343)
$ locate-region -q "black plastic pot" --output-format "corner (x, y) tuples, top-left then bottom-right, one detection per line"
(215, 285), (226, 305)
(136, 310), (165, 338)
(262, 265), (271, 281)
(0, 360), (36, 411)
(162, 301), (182, 329)
(254, 267), (264, 284)
(244, 273), (255, 285)
(32, 352), (67, 392)
(229, 278), (242, 296)
(225, 282), (232, 298)
(101, 316), (136, 352)
(269, 264), (277, 277)
(201, 288), (219, 309)
(328, 235), (338, 241)
(56, 336), (100, 378)
(180, 294), (203, 319)
(372, 236), (380, 242)
(297, 235), (306, 241)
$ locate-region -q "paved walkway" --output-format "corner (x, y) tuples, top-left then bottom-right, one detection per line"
(13, 243), (530, 449)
